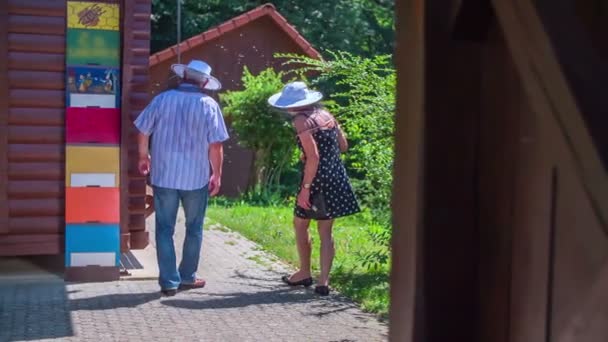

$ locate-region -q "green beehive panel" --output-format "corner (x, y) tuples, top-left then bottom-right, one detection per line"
(66, 28), (120, 67)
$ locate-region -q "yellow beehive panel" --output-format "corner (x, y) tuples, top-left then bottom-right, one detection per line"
(67, 1), (120, 31)
(66, 146), (120, 185)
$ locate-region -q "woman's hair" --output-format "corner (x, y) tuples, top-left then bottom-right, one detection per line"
(287, 103), (323, 116)
(291, 105), (336, 135)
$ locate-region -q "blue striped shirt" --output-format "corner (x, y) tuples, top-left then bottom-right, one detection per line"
(134, 84), (229, 190)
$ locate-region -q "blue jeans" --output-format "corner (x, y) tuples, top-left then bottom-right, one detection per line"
(153, 185), (209, 290)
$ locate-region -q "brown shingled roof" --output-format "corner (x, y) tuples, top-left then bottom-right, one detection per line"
(149, 3), (322, 66)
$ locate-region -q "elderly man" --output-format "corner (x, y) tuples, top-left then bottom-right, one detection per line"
(134, 60), (229, 296)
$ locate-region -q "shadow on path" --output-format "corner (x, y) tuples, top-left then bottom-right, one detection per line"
(162, 270), (366, 320)
(0, 281), (73, 342)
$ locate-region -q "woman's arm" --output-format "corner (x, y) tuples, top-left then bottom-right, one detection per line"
(294, 116), (319, 209)
(299, 131), (320, 185)
(336, 121), (348, 153)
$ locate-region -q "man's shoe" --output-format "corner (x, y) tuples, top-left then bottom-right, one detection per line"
(179, 278), (206, 290)
(161, 288), (177, 297)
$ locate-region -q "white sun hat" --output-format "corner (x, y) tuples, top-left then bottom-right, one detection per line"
(170, 60), (222, 90)
(268, 81), (323, 109)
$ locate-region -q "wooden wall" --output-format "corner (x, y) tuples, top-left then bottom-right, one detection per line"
(0, 0), (151, 256)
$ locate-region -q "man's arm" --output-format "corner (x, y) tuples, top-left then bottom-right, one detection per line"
(134, 94), (161, 175)
(208, 142), (223, 196)
(205, 99), (229, 196)
(137, 133), (151, 175)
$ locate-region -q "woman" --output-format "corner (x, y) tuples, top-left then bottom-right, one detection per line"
(268, 81), (360, 296)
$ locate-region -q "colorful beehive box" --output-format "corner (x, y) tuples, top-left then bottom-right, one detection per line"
(66, 107), (120, 144)
(65, 145), (120, 186)
(65, 187), (120, 223)
(65, 224), (120, 267)
(65, 0), (122, 280)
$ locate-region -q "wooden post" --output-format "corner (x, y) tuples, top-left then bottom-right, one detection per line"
(389, 0), (426, 340)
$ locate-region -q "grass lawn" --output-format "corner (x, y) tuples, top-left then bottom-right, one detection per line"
(206, 201), (390, 318)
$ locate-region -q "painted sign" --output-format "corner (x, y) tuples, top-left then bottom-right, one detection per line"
(67, 66), (119, 95)
(67, 1), (120, 31)
(66, 29), (120, 67)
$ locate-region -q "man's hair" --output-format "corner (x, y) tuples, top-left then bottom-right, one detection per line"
(181, 77), (203, 86)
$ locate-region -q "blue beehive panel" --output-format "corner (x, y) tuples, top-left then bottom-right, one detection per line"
(65, 224), (120, 266)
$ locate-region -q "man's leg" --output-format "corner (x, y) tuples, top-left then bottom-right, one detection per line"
(178, 186), (209, 284)
(153, 186), (181, 290)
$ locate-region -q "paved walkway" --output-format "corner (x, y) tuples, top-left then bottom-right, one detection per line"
(0, 210), (388, 341)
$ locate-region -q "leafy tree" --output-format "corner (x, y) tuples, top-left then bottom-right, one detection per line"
(151, 0), (395, 58)
(220, 67), (297, 190)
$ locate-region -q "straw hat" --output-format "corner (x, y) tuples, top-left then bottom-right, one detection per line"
(171, 60), (222, 90)
(268, 81), (323, 109)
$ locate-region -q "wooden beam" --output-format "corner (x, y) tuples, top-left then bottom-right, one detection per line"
(534, 0), (608, 167)
(0, 0), (9, 234)
(389, 0), (425, 341)
(491, 0), (608, 234)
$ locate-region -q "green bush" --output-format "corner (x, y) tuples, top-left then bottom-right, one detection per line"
(220, 67), (299, 192)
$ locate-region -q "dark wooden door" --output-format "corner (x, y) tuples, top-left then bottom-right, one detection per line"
(477, 18), (608, 342)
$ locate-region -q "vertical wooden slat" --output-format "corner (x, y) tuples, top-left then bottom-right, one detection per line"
(389, 0), (425, 341)
(120, 0), (132, 251)
(0, 1), (9, 234)
(545, 167), (559, 342)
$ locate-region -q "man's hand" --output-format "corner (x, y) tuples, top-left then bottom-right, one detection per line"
(209, 173), (221, 197)
(297, 188), (311, 210)
(138, 156), (151, 175)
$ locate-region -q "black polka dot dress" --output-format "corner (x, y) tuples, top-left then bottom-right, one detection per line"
(295, 128), (361, 220)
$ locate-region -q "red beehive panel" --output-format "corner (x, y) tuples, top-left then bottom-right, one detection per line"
(65, 187), (120, 224)
(66, 107), (120, 144)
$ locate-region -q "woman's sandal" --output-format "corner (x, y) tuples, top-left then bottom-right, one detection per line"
(314, 285), (330, 296)
(281, 275), (313, 287)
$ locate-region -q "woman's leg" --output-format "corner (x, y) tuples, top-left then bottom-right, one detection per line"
(290, 216), (313, 280)
(317, 219), (335, 286)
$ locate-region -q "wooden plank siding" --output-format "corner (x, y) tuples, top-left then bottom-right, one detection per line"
(0, 0), (151, 256)
(0, 0), (66, 255)
(0, 0), (9, 235)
